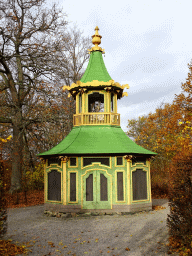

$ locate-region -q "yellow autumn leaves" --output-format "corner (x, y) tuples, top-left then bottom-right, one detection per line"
(0, 135), (12, 143)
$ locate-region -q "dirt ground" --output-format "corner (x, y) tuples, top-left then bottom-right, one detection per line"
(4, 199), (179, 256)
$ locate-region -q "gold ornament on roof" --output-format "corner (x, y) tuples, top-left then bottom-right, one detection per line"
(88, 26), (105, 54)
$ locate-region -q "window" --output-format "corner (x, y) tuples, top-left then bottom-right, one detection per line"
(79, 94), (82, 113)
(70, 173), (76, 202)
(48, 170), (61, 201)
(83, 157), (110, 167)
(111, 93), (114, 112)
(117, 172), (124, 201)
(70, 157), (77, 167)
(116, 157), (123, 166)
(48, 158), (61, 166)
(88, 92), (104, 112)
(86, 174), (93, 201)
(132, 157), (146, 165)
(132, 169), (147, 200)
(100, 174), (108, 201)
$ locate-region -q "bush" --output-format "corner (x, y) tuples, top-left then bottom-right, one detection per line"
(25, 162), (44, 191)
(167, 152), (192, 250)
(0, 162), (7, 238)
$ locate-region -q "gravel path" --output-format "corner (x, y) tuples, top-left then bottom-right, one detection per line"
(4, 200), (179, 256)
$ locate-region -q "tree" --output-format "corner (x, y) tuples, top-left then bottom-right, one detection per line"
(0, 0), (91, 193)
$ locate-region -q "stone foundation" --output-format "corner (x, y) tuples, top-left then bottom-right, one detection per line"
(44, 202), (152, 217)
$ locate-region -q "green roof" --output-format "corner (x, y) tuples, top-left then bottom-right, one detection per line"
(38, 125), (156, 156)
(80, 51), (112, 83)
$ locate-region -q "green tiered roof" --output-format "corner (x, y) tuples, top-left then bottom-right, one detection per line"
(38, 26), (156, 158)
(38, 125), (156, 156)
(80, 51), (112, 83)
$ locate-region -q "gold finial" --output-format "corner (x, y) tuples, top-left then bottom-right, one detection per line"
(88, 26), (105, 54)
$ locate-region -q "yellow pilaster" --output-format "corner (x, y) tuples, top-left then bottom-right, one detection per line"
(108, 91), (111, 112)
(44, 159), (47, 203)
(127, 159), (131, 205)
(147, 159), (152, 203)
(82, 92), (85, 113)
(114, 93), (117, 113)
(76, 94), (79, 114)
(124, 155), (132, 205)
(62, 156), (69, 205)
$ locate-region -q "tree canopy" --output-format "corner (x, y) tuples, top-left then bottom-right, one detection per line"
(0, 0), (91, 192)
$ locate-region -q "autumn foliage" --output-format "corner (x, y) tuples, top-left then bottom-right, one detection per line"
(167, 152), (192, 255)
(127, 60), (192, 253)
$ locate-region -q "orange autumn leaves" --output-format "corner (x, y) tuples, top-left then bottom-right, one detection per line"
(127, 61), (192, 164)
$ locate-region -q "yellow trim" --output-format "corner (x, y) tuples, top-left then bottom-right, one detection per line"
(131, 160), (148, 168)
(46, 167), (63, 203)
(114, 93), (117, 113)
(147, 160), (152, 203)
(68, 157), (78, 168)
(44, 160), (47, 203)
(115, 156), (125, 167)
(127, 159), (131, 205)
(130, 168), (150, 204)
(73, 112), (120, 126)
(63, 80), (129, 91)
(68, 171), (78, 204)
(81, 156), (112, 169)
(115, 170), (126, 203)
(76, 93), (79, 114)
(81, 168), (112, 209)
(62, 159), (67, 205)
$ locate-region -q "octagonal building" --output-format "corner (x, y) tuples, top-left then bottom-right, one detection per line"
(38, 27), (156, 214)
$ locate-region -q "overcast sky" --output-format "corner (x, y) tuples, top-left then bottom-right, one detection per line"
(58, 0), (192, 132)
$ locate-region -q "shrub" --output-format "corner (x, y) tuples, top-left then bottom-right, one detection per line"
(25, 162), (44, 191)
(167, 152), (192, 249)
(0, 162), (7, 238)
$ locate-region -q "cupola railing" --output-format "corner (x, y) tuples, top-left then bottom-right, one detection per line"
(73, 113), (120, 126)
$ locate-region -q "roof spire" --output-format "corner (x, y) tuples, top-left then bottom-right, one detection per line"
(88, 26), (105, 54)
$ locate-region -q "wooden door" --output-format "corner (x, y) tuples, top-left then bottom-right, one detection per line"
(82, 170), (111, 209)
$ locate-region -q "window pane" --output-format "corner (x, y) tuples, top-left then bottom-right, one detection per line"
(83, 158), (110, 167)
(117, 172), (124, 201)
(70, 173), (76, 201)
(48, 170), (61, 201)
(70, 158), (76, 166)
(132, 169), (147, 200)
(100, 174), (108, 201)
(86, 174), (93, 201)
(117, 157), (123, 166)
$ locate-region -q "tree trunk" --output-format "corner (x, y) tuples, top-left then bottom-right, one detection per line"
(10, 119), (23, 193)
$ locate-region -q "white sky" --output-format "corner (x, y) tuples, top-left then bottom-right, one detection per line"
(58, 0), (192, 131)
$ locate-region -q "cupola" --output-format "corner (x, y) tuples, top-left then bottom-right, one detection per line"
(63, 26), (129, 127)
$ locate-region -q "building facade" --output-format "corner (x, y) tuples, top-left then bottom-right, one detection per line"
(39, 27), (156, 213)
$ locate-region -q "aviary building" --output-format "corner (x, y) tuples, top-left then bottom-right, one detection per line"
(38, 27), (156, 213)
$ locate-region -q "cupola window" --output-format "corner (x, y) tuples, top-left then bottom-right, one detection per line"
(111, 93), (114, 112)
(88, 92), (104, 112)
(79, 94), (82, 113)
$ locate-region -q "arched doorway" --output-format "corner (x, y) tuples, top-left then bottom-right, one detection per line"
(82, 169), (112, 209)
